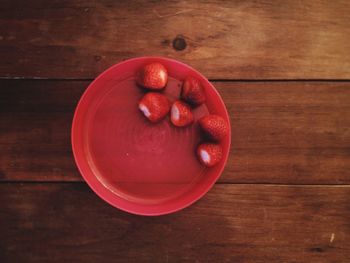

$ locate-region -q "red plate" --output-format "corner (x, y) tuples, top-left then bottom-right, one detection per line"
(72, 57), (231, 215)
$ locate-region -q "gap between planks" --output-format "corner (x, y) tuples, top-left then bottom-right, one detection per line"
(1, 181), (350, 188)
(1, 77), (350, 82)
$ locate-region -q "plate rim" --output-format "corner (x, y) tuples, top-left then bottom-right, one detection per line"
(71, 56), (231, 216)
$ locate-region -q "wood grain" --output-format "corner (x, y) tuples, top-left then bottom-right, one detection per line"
(0, 80), (85, 181)
(1, 80), (349, 183)
(223, 81), (350, 184)
(1, 183), (349, 262)
(1, 0), (350, 79)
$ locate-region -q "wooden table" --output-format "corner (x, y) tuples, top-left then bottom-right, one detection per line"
(1, 1), (350, 262)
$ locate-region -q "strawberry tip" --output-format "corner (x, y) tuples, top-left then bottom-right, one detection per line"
(200, 149), (210, 164)
(171, 104), (180, 121)
(139, 103), (151, 118)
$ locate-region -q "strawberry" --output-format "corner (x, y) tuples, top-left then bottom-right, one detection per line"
(198, 114), (229, 141)
(139, 92), (170, 123)
(197, 143), (223, 167)
(137, 62), (168, 90)
(181, 76), (206, 106)
(170, 100), (194, 127)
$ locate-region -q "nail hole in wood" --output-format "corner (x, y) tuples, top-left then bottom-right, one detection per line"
(172, 37), (187, 51)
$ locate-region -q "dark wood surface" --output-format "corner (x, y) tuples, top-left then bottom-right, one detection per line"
(1, 1), (350, 262)
(1, 184), (350, 263)
(1, 80), (350, 184)
(1, 0), (350, 79)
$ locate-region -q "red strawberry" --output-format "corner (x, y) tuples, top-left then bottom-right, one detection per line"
(181, 76), (206, 106)
(137, 62), (168, 90)
(198, 114), (229, 141)
(170, 100), (194, 127)
(139, 92), (170, 123)
(197, 143), (223, 167)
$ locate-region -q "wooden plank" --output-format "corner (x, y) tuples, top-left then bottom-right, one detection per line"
(1, 80), (350, 183)
(223, 81), (350, 184)
(0, 183), (349, 262)
(0, 1), (350, 79)
(0, 80), (85, 181)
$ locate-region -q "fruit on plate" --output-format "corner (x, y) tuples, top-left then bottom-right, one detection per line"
(197, 143), (223, 167)
(139, 92), (170, 123)
(198, 114), (229, 141)
(181, 76), (206, 106)
(170, 100), (194, 127)
(137, 62), (168, 90)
